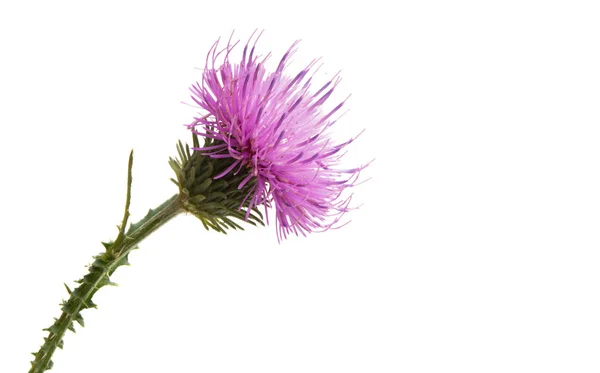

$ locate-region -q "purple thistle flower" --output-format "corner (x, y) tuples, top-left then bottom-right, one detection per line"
(187, 33), (368, 241)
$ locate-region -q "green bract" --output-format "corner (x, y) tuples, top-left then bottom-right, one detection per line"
(170, 134), (264, 233)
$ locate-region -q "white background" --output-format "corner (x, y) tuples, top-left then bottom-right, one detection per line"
(1, 1), (600, 372)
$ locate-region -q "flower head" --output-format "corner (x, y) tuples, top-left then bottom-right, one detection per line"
(188, 33), (367, 240)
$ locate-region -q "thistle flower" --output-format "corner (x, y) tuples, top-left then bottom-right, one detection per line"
(28, 33), (370, 373)
(188, 33), (367, 240)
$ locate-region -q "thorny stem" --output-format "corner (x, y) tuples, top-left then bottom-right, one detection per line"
(29, 139), (265, 372)
(28, 152), (184, 373)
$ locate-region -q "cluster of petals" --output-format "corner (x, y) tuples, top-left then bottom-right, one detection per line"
(188, 33), (366, 240)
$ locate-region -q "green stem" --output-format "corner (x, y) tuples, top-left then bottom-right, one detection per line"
(29, 194), (183, 373)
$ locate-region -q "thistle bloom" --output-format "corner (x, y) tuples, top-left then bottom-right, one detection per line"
(29, 34), (371, 373)
(188, 34), (366, 240)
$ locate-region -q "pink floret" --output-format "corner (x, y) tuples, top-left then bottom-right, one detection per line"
(188, 33), (367, 240)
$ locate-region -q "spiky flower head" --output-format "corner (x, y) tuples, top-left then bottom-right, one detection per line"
(188, 33), (367, 240)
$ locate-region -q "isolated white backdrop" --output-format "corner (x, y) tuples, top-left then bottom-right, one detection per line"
(1, 1), (599, 372)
